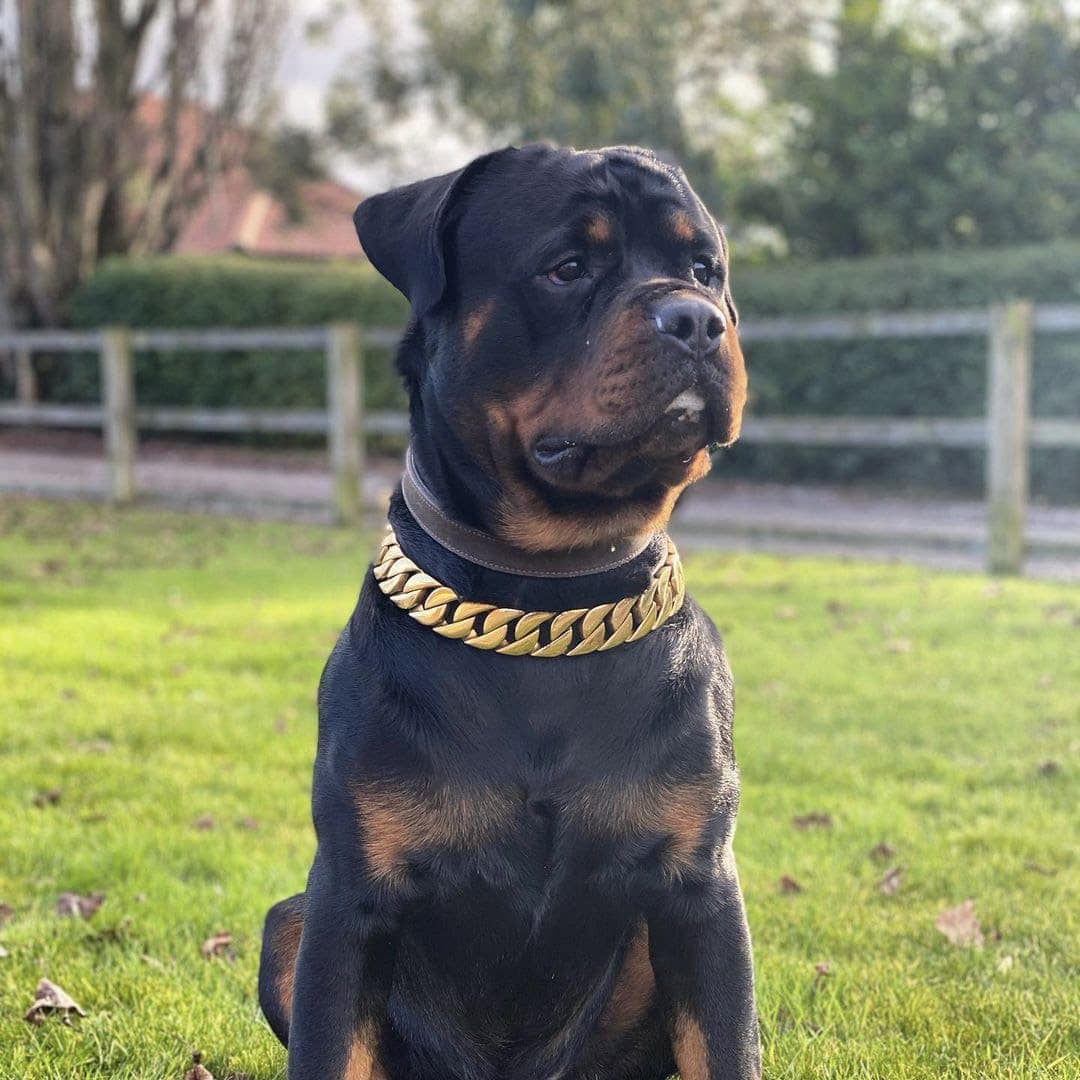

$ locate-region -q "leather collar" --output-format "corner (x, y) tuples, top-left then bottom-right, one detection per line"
(400, 447), (656, 579)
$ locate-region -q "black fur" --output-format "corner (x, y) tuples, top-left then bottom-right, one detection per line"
(262, 144), (759, 1080)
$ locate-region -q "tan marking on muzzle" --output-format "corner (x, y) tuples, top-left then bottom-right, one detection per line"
(463, 298), (496, 350)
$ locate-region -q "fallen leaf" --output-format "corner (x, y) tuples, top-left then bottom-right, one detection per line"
(193, 814), (216, 831)
(869, 841), (896, 862)
(32, 788), (62, 808)
(877, 866), (903, 896)
(236, 816), (259, 831)
(996, 954), (1014, 974)
(778, 875), (803, 894)
(24, 978), (86, 1026)
(792, 812), (832, 830)
(1042, 602), (1076, 625)
(813, 962), (831, 982)
(55, 892), (104, 919)
(201, 931), (233, 960)
(184, 1051), (215, 1080)
(776, 605), (798, 620)
(935, 900), (984, 948)
(1024, 861), (1057, 877)
(775, 1004), (794, 1033)
(0, 944), (9, 958)
(88, 918), (132, 945)
(77, 739), (113, 755)
(1036, 760), (1060, 777)
(0, 902), (14, 925)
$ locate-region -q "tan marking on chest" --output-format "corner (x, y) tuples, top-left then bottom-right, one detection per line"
(576, 775), (717, 873)
(354, 781), (517, 885)
(673, 1012), (709, 1080)
(597, 923), (655, 1040)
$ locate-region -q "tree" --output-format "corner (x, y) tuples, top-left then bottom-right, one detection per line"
(741, 0), (1080, 257)
(321, 0), (822, 209)
(247, 126), (329, 224)
(0, 0), (284, 328)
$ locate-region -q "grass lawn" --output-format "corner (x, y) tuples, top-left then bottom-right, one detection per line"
(0, 497), (1076, 1079)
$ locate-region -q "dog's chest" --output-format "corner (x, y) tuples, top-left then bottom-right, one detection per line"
(353, 688), (729, 901)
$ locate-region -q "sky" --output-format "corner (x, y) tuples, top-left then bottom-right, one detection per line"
(272, 0), (478, 191)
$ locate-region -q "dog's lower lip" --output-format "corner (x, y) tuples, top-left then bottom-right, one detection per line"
(533, 438), (580, 466)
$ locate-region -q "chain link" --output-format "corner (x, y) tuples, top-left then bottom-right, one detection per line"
(372, 526), (685, 658)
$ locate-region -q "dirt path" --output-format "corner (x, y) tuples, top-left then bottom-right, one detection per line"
(2, 430), (1078, 579)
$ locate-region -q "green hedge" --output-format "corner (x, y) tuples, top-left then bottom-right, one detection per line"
(725, 241), (1080, 499)
(58, 257), (410, 416)
(48, 244), (1080, 500)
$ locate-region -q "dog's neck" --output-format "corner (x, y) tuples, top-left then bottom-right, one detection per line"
(402, 445), (653, 579)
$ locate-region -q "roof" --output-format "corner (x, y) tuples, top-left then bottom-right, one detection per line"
(135, 96), (365, 261)
(173, 170), (365, 260)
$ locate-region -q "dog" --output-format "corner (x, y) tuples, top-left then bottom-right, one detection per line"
(258, 144), (759, 1080)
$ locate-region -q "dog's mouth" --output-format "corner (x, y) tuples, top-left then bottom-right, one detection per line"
(529, 387), (718, 487)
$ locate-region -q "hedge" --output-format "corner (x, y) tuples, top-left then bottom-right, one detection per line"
(46, 243), (1080, 500)
(59, 257), (411, 417)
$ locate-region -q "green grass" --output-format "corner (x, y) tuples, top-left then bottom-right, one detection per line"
(0, 497), (1076, 1079)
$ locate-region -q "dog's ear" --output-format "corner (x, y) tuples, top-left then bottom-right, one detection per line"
(353, 149), (510, 317)
(716, 225), (739, 328)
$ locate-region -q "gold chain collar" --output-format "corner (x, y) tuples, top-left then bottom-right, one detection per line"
(373, 525), (685, 658)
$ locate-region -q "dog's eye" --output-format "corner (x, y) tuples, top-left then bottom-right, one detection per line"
(547, 258), (587, 285)
(692, 259), (714, 286)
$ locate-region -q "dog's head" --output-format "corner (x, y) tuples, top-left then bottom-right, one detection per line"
(355, 144), (746, 551)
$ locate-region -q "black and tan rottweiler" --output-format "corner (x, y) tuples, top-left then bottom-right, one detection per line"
(258, 144), (759, 1080)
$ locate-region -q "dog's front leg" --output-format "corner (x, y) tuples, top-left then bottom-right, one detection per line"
(647, 852), (760, 1080)
(286, 864), (398, 1080)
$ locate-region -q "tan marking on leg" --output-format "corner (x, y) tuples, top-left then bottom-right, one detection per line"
(669, 210), (696, 243)
(272, 911), (303, 1022)
(463, 298), (496, 350)
(354, 782), (517, 885)
(673, 1012), (709, 1080)
(597, 923), (656, 1041)
(343, 1022), (387, 1079)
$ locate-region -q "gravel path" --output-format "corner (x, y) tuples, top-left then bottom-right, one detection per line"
(1, 431), (1077, 579)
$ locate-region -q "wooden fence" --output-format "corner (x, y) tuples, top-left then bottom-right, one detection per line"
(2, 300), (1079, 574)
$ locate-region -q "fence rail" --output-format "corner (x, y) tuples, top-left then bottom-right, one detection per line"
(2, 300), (1079, 574)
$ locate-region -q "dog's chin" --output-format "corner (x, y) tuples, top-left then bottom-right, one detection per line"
(527, 389), (730, 496)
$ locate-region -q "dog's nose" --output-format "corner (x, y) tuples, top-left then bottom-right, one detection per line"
(652, 294), (725, 355)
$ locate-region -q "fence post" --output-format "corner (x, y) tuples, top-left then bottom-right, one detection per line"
(100, 326), (136, 504)
(985, 300), (1034, 575)
(326, 322), (364, 526)
(14, 348), (37, 404)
